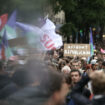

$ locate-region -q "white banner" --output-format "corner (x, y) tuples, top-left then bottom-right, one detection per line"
(16, 19), (63, 51)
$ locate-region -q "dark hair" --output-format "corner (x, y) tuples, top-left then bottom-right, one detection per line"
(0, 61), (3, 70)
(41, 70), (64, 97)
(102, 61), (105, 66)
(12, 68), (34, 87)
(97, 59), (103, 62)
(65, 59), (70, 64)
(64, 74), (72, 85)
(71, 60), (78, 64)
(59, 51), (63, 58)
(70, 70), (81, 76)
(47, 50), (54, 56)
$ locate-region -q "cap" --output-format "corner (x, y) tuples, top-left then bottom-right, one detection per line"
(91, 59), (98, 65)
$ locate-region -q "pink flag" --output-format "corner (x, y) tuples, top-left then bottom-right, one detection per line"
(101, 48), (105, 53)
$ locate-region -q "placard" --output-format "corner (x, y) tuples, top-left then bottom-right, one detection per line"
(64, 44), (91, 57)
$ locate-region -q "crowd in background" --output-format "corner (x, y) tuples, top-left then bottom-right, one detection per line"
(0, 42), (105, 105)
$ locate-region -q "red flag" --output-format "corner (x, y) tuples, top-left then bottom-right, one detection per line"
(0, 14), (8, 31)
(1, 46), (5, 60)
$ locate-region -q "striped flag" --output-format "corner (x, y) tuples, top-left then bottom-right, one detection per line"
(90, 28), (94, 56)
(2, 30), (13, 60)
(0, 10), (17, 40)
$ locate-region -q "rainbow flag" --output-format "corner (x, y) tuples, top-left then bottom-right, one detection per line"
(0, 10), (17, 40)
(2, 30), (13, 60)
(89, 28), (94, 56)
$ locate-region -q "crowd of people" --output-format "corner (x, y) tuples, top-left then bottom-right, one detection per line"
(0, 43), (105, 105)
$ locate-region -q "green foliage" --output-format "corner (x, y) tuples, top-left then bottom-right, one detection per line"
(50, 0), (105, 42)
(0, 0), (14, 15)
(11, 0), (49, 22)
(60, 22), (77, 37)
(0, 0), (105, 41)
(0, 0), (48, 22)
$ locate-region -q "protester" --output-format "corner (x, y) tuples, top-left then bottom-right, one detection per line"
(12, 69), (34, 88)
(7, 62), (69, 105)
(102, 61), (105, 72)
(71, 71), (105, 105)
(0, 61), (12, 90)
(0, 37), (105, 105)
(1, 9), (105, 105)
(70, 70), (81, 87)
(90, 59), (98, 71)
(97, 59), (103, 70)
(66, 70), (91, 105)
(70, 61), (84, 73)
(61, 66), (71, 74)
(64, 74), (72, 88)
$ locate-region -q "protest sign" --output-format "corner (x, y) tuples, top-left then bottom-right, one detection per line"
(64, 44), (91, 57)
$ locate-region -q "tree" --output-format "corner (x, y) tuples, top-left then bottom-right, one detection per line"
(0, 0), (14, 15)
(0, 0), (48, 23)
(50, 0), (105, 43)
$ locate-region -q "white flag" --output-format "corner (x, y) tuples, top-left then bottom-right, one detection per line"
(41, 19), (63, 50)
(16, 19), (63, 51)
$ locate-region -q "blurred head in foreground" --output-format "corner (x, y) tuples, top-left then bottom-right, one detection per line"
(90, 71), (105, 95)
(8, 60), (69, 105)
